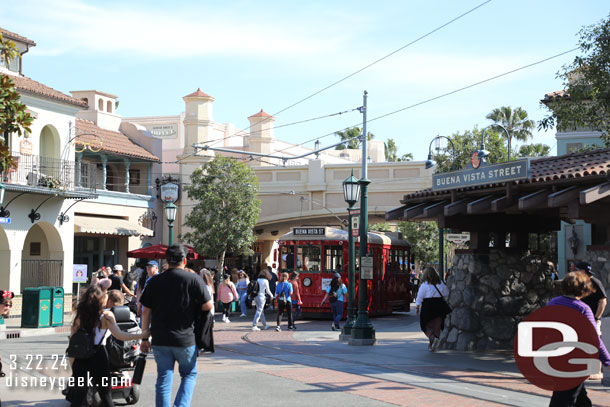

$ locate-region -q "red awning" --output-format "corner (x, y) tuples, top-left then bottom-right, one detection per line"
(127, 244), (199, 260)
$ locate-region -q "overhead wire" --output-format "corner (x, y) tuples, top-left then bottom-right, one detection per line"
(192, 0), (493, 149)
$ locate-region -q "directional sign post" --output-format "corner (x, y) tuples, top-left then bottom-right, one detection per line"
(446, 232), (470, 244)
(351, 216), (359, 237)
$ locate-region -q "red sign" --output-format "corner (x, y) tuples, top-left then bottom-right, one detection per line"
(470, 151), (481, 169)
(514, 305), (600, 391)
(352, 229), (359, 237)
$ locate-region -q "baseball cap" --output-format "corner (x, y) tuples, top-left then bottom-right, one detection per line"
(575, 261), (592, 273)
(97, 278), (112, 290)
(334, 273), (341, 278)
(147, 260), (159, 267)
(166, 244), (187, 263)
(112, 264), (123, 271)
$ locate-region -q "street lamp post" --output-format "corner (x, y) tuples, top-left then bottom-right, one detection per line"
(164, 201), (177, 246)
(349, 90), (376, 346)
(341, 171), (360, 340)
(482, 124), (511, 160)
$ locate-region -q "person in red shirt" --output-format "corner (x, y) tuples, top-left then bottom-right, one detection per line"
(289, 272), (302, 330)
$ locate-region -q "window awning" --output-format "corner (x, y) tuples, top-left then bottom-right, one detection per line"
(74, 215), (154, 237)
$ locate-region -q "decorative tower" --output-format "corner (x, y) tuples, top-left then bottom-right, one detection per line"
(247, 109), (275, 165)
(182, 88), (215, 154)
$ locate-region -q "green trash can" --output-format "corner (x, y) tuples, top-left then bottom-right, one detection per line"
(21, 287), (53, 328)
(51, 287), (64, 327)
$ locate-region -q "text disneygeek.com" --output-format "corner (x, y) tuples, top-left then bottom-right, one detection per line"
(4, 372), (129, 391)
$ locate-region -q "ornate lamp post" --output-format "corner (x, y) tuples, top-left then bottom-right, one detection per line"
(425, 135), (457, 170)
(341, 171), (360, 339)
(481, 124), (510, 160)
(164, 201), (177, 246)
(349, 91), (375, 346)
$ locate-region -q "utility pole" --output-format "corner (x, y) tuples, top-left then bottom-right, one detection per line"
(349, 90), (376, 346)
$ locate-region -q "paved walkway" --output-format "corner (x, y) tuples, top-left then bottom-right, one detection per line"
(1, 311), (609, 406)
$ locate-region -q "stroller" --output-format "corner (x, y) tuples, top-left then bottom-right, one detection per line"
(84, 305), (146, 406)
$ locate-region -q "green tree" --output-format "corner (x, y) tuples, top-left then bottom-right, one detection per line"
(0, 33), (33, 169)
(432, 128), (509, 173)
(517, 143), (551, 158)
(183, 156), (261, 273)
(397, 221), (440, 268)
(385, 138), (413, 162)
(335, 127), (374, 150)
(486, 106), (534, 157)
(368, 222), (392, 232)
(540, 14), (610, 145)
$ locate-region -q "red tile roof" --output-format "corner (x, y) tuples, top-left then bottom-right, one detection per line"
(184, 88), (212, 98)
(249, 109), (273, 118)
(1, 28), (36, 46)
(401, 147), (610, 202)
(75, 119), (160, 162)
(542, 89), (569, 104)
(3, 72), (87, 108)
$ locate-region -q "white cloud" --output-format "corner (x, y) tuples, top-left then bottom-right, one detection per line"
(1, 0), (350, 58)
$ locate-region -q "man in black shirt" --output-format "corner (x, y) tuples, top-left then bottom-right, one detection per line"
(109, 264), (134, 300)
(140, 244), (213, 407)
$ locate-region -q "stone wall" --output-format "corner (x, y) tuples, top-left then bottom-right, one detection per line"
(583, 246), (610, 317)
(440, 249), (554, 351)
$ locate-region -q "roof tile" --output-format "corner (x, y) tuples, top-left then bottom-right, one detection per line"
(1, 28), (36, 46)
(249, 109), (273, 118)
(184, 88), (212, 98)
(75, 119), (160, 162)
(401, 147), (610, 201)
(3, 72), (87, 108)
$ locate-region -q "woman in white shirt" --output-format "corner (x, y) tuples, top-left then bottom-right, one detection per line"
(415, 266), (450, 352)
(252, 269), (273, 331)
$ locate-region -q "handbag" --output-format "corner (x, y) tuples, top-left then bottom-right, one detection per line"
(66, 327), (105, 359)
(432, 284), (452, 316)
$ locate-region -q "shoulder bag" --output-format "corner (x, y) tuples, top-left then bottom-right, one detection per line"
(66, 327), (106, 359)
(432, 284), (452, 316)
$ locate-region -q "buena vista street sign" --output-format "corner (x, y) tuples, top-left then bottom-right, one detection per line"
(432, 158), (530, 191)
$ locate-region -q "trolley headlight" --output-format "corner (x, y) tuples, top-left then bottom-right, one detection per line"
(303, 277), (312, 287)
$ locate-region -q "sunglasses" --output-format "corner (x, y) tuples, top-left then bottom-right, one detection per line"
(2, 302), (12, 307)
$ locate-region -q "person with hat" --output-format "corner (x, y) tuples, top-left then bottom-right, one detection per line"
(320, 273), (347, 331)
(109, 264), (134, 298)
(140, 244), (213, 407)
(135, 260), (159, 319)
(576, 261), (607, 381)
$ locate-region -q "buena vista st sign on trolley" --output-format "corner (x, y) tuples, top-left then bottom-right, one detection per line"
(432, 157), (530, 191)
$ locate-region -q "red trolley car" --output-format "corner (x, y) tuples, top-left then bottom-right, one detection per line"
(278, 227), (412, 317)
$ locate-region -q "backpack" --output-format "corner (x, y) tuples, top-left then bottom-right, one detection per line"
(278, 283), (288, 302)
(66, 328), (98, 359)
(247, 280), (259, 300)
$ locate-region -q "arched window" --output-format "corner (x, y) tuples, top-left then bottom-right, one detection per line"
(107, 100), (113, 113)
(81, 98), (89, 108)
(98, 99), (104, 111)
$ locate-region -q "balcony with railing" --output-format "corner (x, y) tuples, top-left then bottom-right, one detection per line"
(0, 152), (97, 197)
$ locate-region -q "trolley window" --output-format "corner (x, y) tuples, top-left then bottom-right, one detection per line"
(324, 245), (343, 273)
(280, 245), (296, 272)
(297, 245), (321, 272)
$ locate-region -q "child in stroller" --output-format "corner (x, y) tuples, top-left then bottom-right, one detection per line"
(75, 302), (146, 407)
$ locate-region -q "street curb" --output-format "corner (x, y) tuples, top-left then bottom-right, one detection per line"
(0, 326), (70, 340)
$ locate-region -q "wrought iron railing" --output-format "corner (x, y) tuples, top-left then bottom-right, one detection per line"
(0, 152), (96, 194)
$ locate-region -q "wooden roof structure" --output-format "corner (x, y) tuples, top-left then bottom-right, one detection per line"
(387, 148), (610, 240)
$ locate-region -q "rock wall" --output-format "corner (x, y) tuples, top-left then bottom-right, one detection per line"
(440, 249), (554, 351)
(583, 246), (610, 317)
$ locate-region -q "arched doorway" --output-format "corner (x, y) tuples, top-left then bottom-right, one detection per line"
(39, 125), (62, 183)
(0, 226), (11, 289)
(21, 221), (64, 290)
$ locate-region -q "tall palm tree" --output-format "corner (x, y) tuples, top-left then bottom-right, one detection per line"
(486, 106), (534, 160)
(335, 127), (374, 150)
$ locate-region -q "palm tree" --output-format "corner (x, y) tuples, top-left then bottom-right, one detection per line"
(486, 106), (534, 160)
(335, 127), (374, 150)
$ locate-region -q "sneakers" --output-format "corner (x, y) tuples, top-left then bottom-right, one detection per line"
(430, 337), (440, 352)
(288, 326), (296, 330)
(261, 325), (268, 330)
(276, 326), (281, 332)
(239, 314), (246, 317)
(252, 326), (260, 331)
(225, 318), (231, 323)
(331, 324), (337, 331)
(221, 315), (226, 322)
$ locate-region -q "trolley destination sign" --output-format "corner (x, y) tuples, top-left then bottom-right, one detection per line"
(293, 227), (325, 236)
(432, 159), (530, 191)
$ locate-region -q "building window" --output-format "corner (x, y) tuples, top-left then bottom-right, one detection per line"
(30, 242), (41, 256)
(107, 100), (113, 113)
(98, 99), (104, 111)
(81, 98), (89, 107)
(129, 169), (141, 185)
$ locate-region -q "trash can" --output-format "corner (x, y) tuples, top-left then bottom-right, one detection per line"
(21, 287), (53, 328)
(51, 287), (64, 327)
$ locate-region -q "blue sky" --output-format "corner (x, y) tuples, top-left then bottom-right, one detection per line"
(2, 0), (609, 161)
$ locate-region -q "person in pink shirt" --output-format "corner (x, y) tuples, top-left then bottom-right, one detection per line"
(218, 273), (239, 323)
